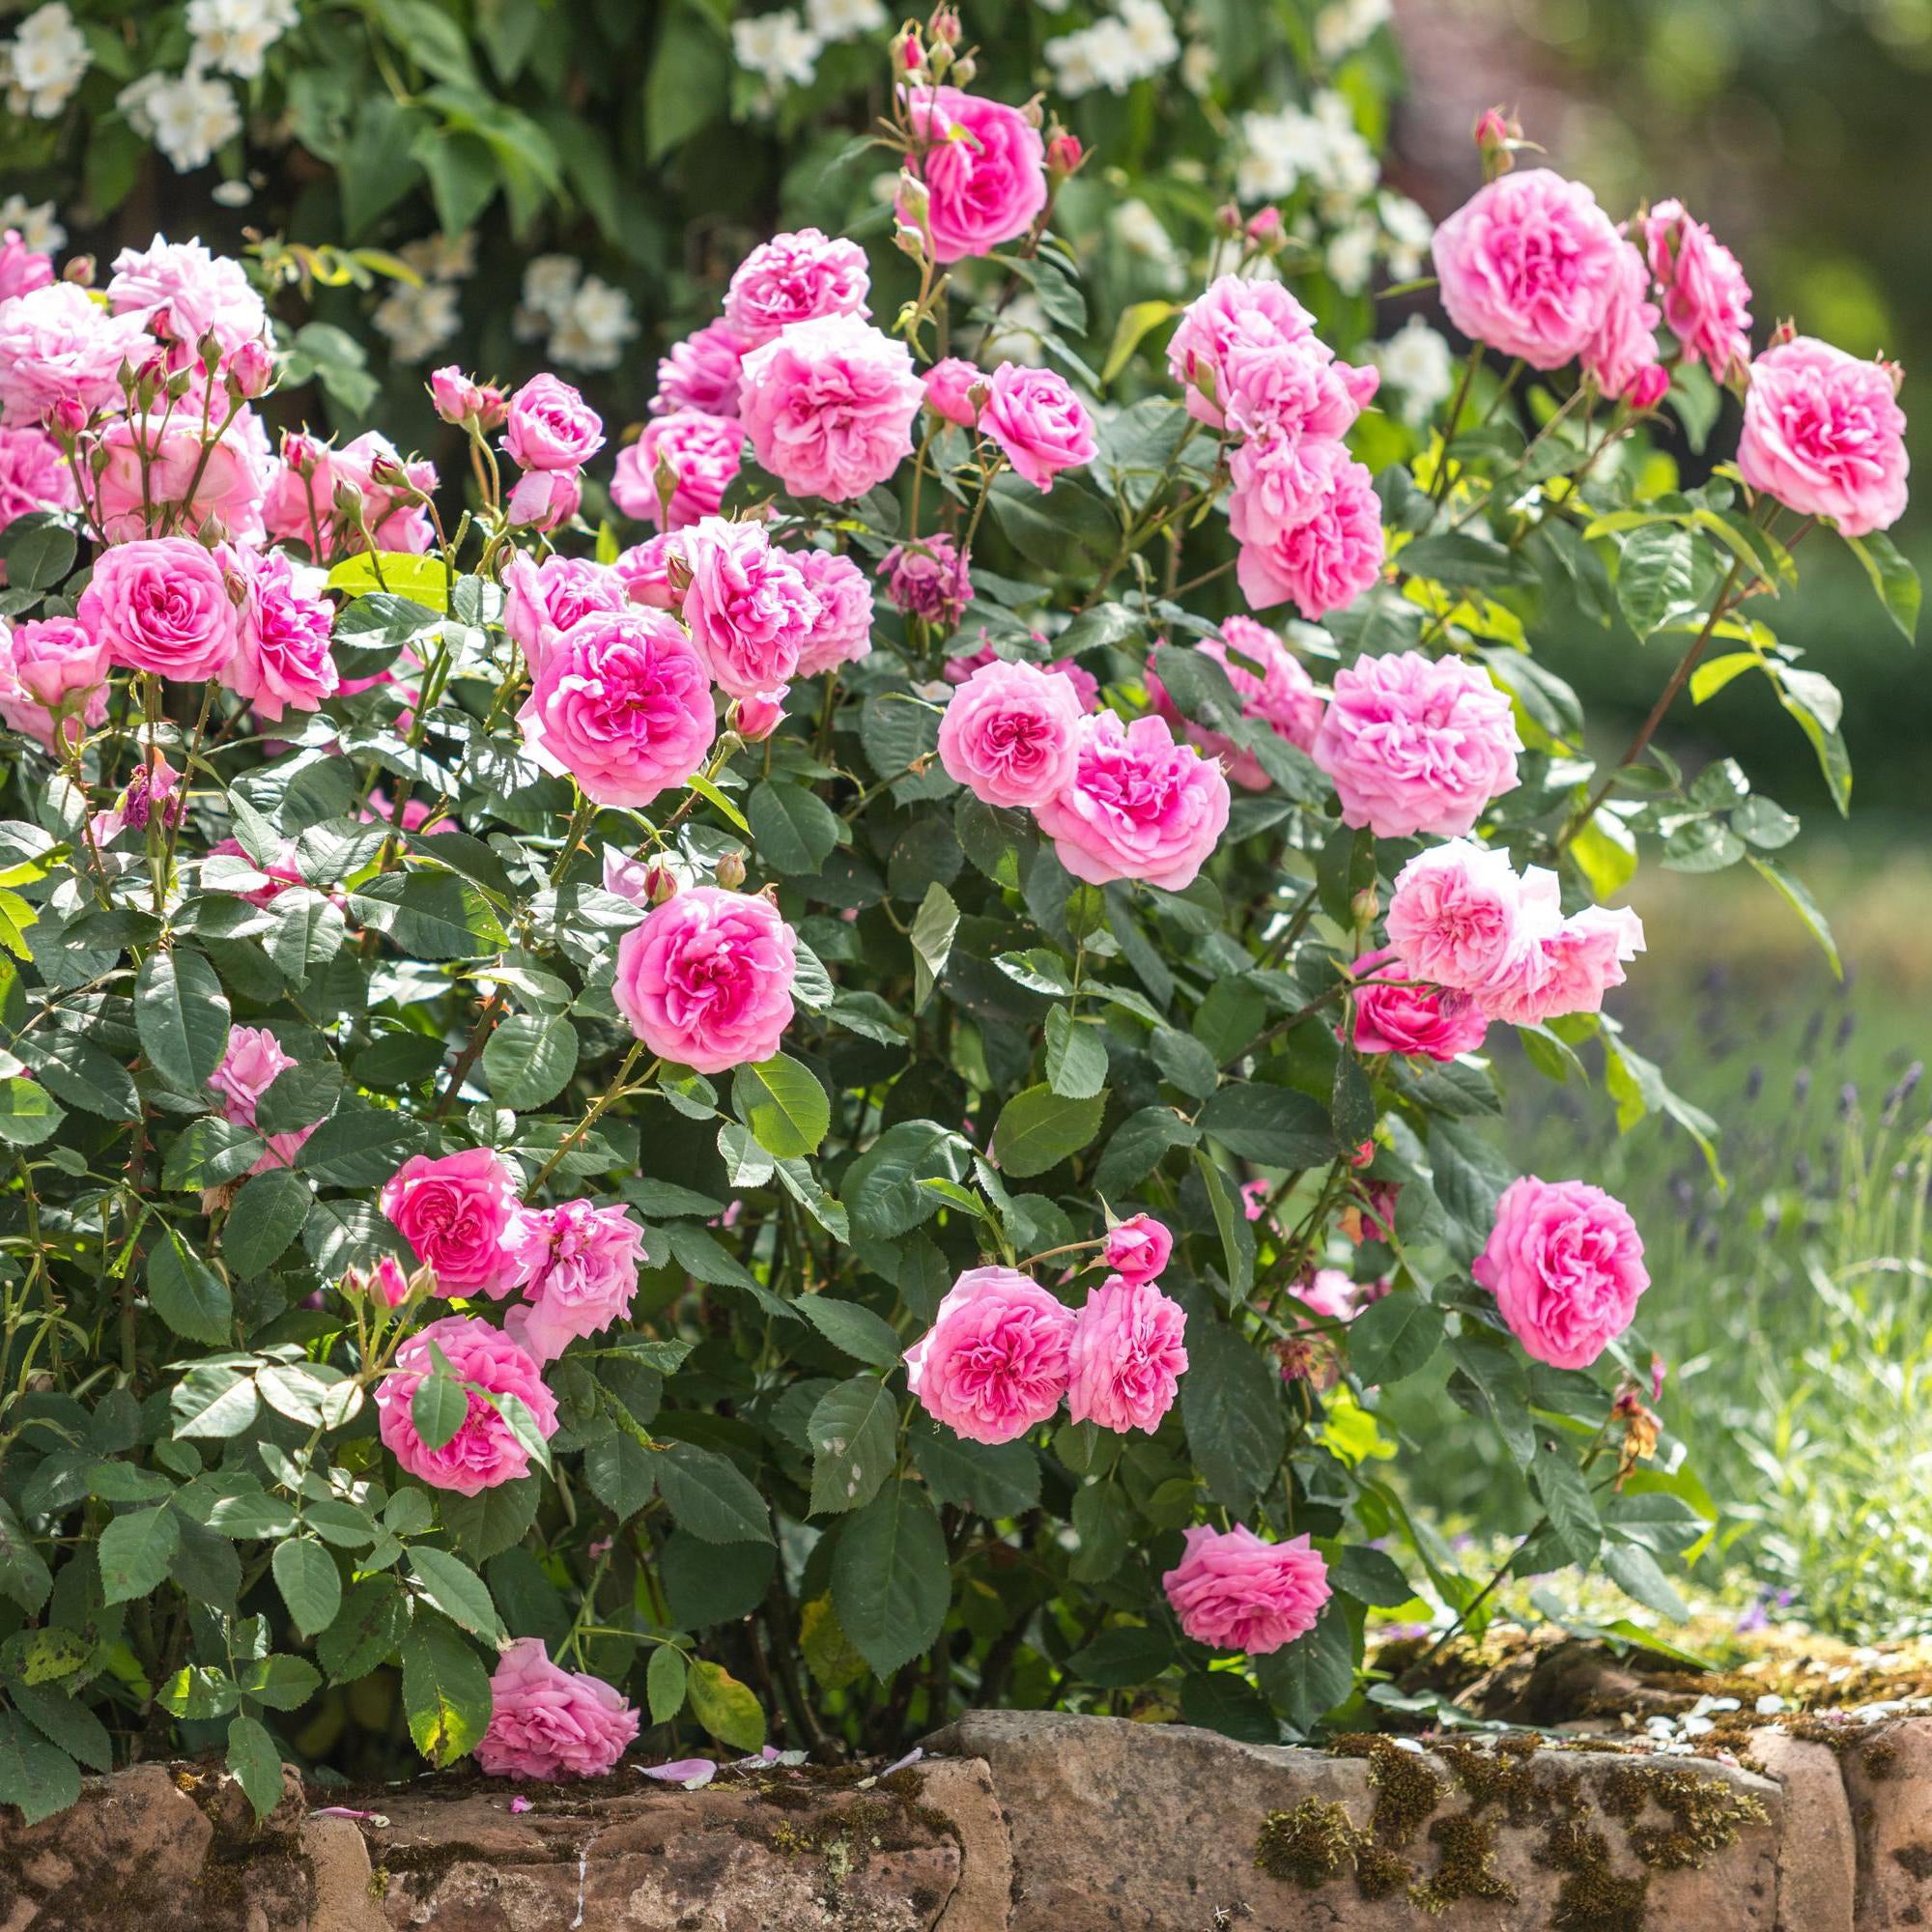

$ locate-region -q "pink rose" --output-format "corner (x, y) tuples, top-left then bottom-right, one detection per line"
(612, 885), (797, 1074)
(220, 545), (337, 722)
(0, 281), (151, 427)
(503, 1199), (646, 1362)
(1580, 240), (1662, 402)
(1065, 1273), (1187, 1434)
(611, 411), (746, 531)
(733, 690), (787, 740)
(502, 553), (630, 678)
(1167, 276), (1317, 430)
(1643, 199), (1752, 384)
(501, 373), (606, 472)
(676, 516), (818, 701)
(937, 658), (1086, 809)
(1220, 333), (1378, 445)
(1161, 1524), (1331, 1656)
(1101, 1213), (1174, 1286)
(1034, 710), (1231, 893)
(1480, 904), (1645, 1028)
(0, 616), (109, 751)
(106, 236), (268, 362)
(1737, 335), (1909, 538)
(261, 431), (436, 559)
(612, 535), (679, 611)
(905, 1265), (1075, 1445)
(1348, 948), (1490, 1062)
(429, 364), (493, 425)
(515, 607), (716, 810)
(1232, 440), (1385, 619)
(92, 413), (270, 545)
(345, 1254), (412, 1306)
(924, 356), (984, 427)
(792, 550), (875, 678)
(1293, 1267), (1365, 1324)
(207, 1025), (314, 1172)
(379, 1148), (524, 1300)
(980, 362), (1096, 492)
(376, 1314), (559, 1495)
(1145, 616), (1324, 792)
(506, 467), (582, 533)
(1473, 1175), (1649, 1370)
(1385, 840), (1540, 995)
(1311, 651), (1521, 838)
(474, 1638), (639, 1780)
(898, 87), (1047, 264)
(738, 312), (924, 502)
(78, 538), (240, 682)
(653, 321), (749, 418)
(880, 534), (973, 628)
(724, 228), (871, 347)
(0, 425), (77, 535)
(1431, 168), (1627, 369)
(0, 229), (54, 304)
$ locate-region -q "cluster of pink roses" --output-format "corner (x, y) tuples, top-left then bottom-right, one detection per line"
(1146, 615), (1326, 793)
(905, 1216), (1187, 1445)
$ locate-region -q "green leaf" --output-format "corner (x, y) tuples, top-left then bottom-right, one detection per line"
(1193, 1149), (1255, 1299)
(99, 1505), (180, 1605)
(225, 1714), (286, 1821)
(907, 1420), (1039, 1518)
(134, 950), (231, 1094)
(11, 1683), (111, 1772)
(1179, 1671), (1276, 1743)
(991, 1083), (1105, 1179)
(349, 871), (508, 958)
(412, 1374), (469, 1454)
(1196, 1084), (1335, 1165)
(1069, 1625), (1177, 1688)
(1614, 524), (1700, 637)
(582, 1434), (656, 1524)
(399, 1616), (493, 1767)
(831, 1479), (950, 1678)
(1044, 1006), (1109, 1100)
(1094, 1107), (1199, 1194)
(437, 1475), (541, 1560)
(1347, 1292), (1443, 1386)
(1181, 1321), (1287, 1516)
(0, 1709), (80, 1825)
(909, 880), (959, 1014)
(748, 780), (840, 875)
(170, 1362), (260, 1438)
(159, 1115), (267, 1191)
(318, 1576), (408, 1684)
(654, 1442), (772, 1545)
(1747, 855), (1840, 979)
(1328, 1545), (1417, 1608)
(1603, 1541), (1690, 1622)
(272, 1537), (342, 1638)
(1532, 1446), (1602, 1569)
(0, 514), (76, 592)
(409, 1547), (505, 1643)
(1100, 298), (1179, 386)
(147, 1226), (232, 1346)
(1255, 1598), (1356, 1729)
(647, 1643), (688, 1723)
(643, 1), (730, 161)
(684, 1658), (766, 1751)
(483, 1012), (580, 1111)
(808, 1376), (899, 1516)
(222, 1169), (313, 1279)
(0, 1498), (52, 1613)
(732, 1054), (830, 1158)
(1847, 529), (1920, 642)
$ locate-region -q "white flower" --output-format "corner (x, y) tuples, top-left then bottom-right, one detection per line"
(1045, 0), (1177, 96)
(547, 274), (639, 372)
(400, 233), (477, 283)
(1314, 0), (1391, 62)
(185, 0), (298, 79)
(1179, 40), (1216, 95)
(1109, 198), (1185, 292)
(0, 193), (65, 254)
(1324, 216), (1379, 295)
(139, 68), (243, 173)
(2, 2), (91, 118)
(732, 9), (820, 95)
(1379, 192), (1434, 281)
(372, 280), (461, 364)
(520, 254), (584, 323)
(1373, 315), (1455, 423)
(1235, 106), (1329, 202)
(1119, 0), (1179, 66)
(805, 0), (885, 40)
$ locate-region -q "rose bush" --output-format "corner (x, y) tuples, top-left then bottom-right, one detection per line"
(0, 26), (1917, 1828)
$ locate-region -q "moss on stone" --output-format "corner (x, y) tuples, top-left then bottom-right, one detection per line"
(1253, 1798), (1360, 1888)
(1352, 1845), (1416, 1900)
(1621, 1766), (1768, 1871)
(1408, 1808), (1518, 1915)
(1539, 1807), (1652, 1932)
(1439, 1733), (1549, 1824)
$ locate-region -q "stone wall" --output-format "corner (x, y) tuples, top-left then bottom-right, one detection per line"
(1, 1708), (1922, 1930)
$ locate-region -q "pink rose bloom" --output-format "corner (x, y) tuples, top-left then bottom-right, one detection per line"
(507, 467), (582, 533)
(905, 1265), (1075, 1445)
(207, 1024), (314, 1172)
(724, 228), (871, 347)
(1220, 333), (1378, 445)
(734, 690), (786, 740)
(980, 362), (1097, 492)
(0, 230), (54, 304)
(880, 535), (973, 628)
(504, 1198), (646, 1361)
(1065, 1273), (1187, 1435)
(0, 424), (77, 534)
(380, 1148), (524, 1300)
(501, 373), (605, 473)
(1145, 616), (1324, 792)
(1100, 1213), (1173, 1286)
(612, 885), (797, 1074)
(376, 1314), (559, 1495)
(1385, 840), (1539, 995)
(1432, 169), (1626, 368)
(1052, 657), (1100, 710)
(106, 237), (268, 361)
(0, 616), (109, 751)
(677, 516), (818, 700)
(1580, 240), (1662, 402)
(1480, 904), (1645, 1028)
(92, 412), (270, 545)
(1167, 276), (1317, 429)
(611, 411), (746, 531)
(1473, 1175), (1649, 1370)
(791, 550), (875, 678)
(1643, 199), (1752, 384)
(474, 1639), (639, 1780)
(516, 608), (716, 810)
(1348, 948), (1489, 1062)
(898, 87), (1047, 265)
(1737, 335), (1910, 537)
(653, 320), (749, 418)
(0, 282), (151, 427)
(1162, 1524), (1331, 1656)
(1293, 1268), (1368, 1325)
(502, 553), (629, 677)
(1311, 651), (1521, 838)
(738, 313), (924, 502)
(937, 658), (1086, 809)
(612, 534), (679, 611)
(261, 431), (436, 558)
(78, 538), (240, 682)
(1035, 710), (1232, 892)
(1233, 440), (1385, 619)
(220, 545), (337, 722)
(924, 356), (983, 427)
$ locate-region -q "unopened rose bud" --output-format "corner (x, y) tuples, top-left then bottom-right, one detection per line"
(893, 222), (928, 263)
(928, 3), (961, 44)
(1627, 364), (1669, 412)
(1883, 355), (1905, 396)
(1245, 206), (1283, 242)
(148, 303), (175, 344)
(1214, 201), (1243, 238)
(331, 480), (367, 526)
(475, 384), (510, 431)
(44, 395), (86, 440)
(506, 466), (582, 532)
(949, 52), (975, 82)
(1769, 317), (1797, 349)
(733, 692), (786, 742)
(165, 365), (193, 402)
(368, 454), (411, 491)
(227, 337), (273, 400)
(1350, 885), (1378, 928)
(1046, 131), (1085, 179)
(1474, 107), (1520, 179)
(198, 329), (222, 375)
(282, 430), (322, 474)
(895, 26), (923, 71)
(897, 169), (930, 225)
(60, 253), (94, 286)
(715, 849), (747, 890)
(1020, 96), (1043, 128)
(429, 363), (482, 425)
